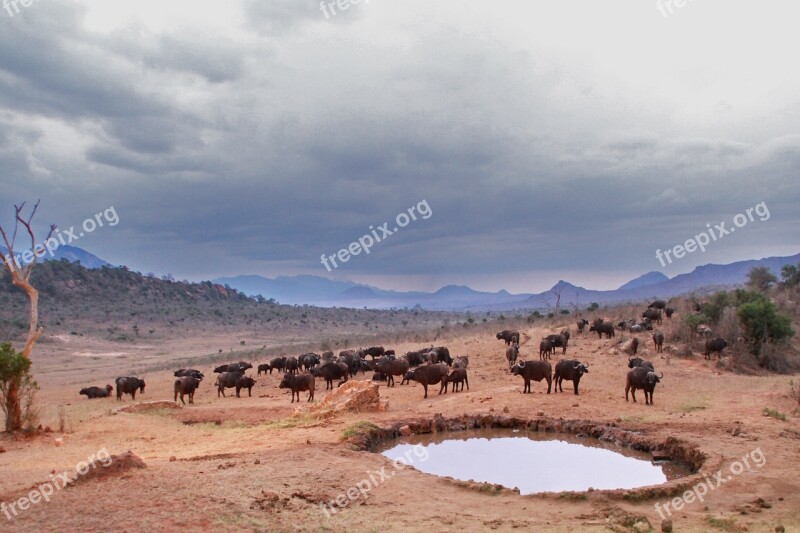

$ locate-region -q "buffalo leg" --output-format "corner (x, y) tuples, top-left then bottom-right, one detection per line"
(423, 384), (428, 398)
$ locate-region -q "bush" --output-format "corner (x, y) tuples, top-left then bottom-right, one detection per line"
(737, 299), (794, 356)
(0, 343), (39, 432)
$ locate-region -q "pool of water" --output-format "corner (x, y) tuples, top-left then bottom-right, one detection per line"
(377, 428), (689, 494)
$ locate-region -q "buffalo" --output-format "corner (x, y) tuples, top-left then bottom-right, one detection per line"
(642, 309), (663, 325)
(279, 373), (315, 403)
(285, 356), (299, 375)
(539, 339), (552, 360)
(174, 376), (201, 404)
(628, 357), (655, 371)
(312, 362), (350, 389)
(704, 338), (728, 360)
(589, 322), (615, 339)
(648, 300), (667, 310)
(115, 377), (145, 401)
(545, 334), (568, 354)
(174, 369), (204, 380)
(235, 376), (256, 397)
(653, 331), (665, 353)
(496, 330), (520, 346)
(665, 307), (674, 319)
(404, 350), (429, 367)
(506, 343), (520, 369)
(629, 337), (639, 355)
(266, 357), (287, 374)
(625, 367), (662, 405)
(375, 357), (410, 387)
(453, 355), (469, 369)
(214, 362), (252, 374)
(215, 371), (244, 397)
(298, 353), (320, 371)
(80, 385), (113, 399)
(364, 346), (385, 359)
(511, 360), (552, 394)
(257, 363), (271, 375)
(444, 368), (469, 393)
(403, 364), (449, 398)
(428, 346), (453, 366)
(576, 319), (589, 333)
(553, 360), (589, 395)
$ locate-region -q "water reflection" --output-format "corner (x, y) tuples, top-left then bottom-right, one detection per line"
(378, 429), (689, 494)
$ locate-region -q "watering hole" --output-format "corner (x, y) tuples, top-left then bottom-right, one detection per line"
(378, 428), (690, 494)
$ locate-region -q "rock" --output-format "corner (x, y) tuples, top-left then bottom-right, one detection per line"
(775, 526), (785, 532)
(399, 425), (412, 437)
(633, 519), (651, 532)
(661, 518), (673, 532)
(717, 357), (731, 369)
(537, 411), (545, 416)
(169, 456), (176, 462)
(502, 406), (509, 413)
(254, 459), (260, 465)
(302, 380), (386, 414)
(54, 438), (63, 447)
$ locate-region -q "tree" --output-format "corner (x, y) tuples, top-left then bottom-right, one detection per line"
(587, 302), (600, 312)
(747, 266), (778, 292)
(780, 263), (800, 288)
(0, 201), (54, 431)
(0, 343), (38, 432)
(737, 299), (794, 356)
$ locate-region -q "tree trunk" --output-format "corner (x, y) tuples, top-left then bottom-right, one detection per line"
(5, 273), (42, 431)
(5, 382), (21, 432)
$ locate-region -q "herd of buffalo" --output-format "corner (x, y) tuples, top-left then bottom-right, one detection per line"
(78, 299), (729, 407)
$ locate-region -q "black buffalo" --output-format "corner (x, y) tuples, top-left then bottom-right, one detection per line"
(642, 309), (663, 324)
(704, 338), (728, 360)
(285, 356), (299, 375)
(652, 331), (665, 353)
(265, 357), (287, 374)
(511, 360), (552, 394)
(576, 319), (589, 333)
(257, 363), (271, 375)
(279, 373), (315, 403)
(444, 368), (469, 393)
(374, 357), (410, 387)
(174, 369), (204, 380)
(553, 360), (589, 395)
(80, 385), (113, 399)
(665, 307), (674, 319)
(403, 364), (449, 398)
(312, 362), (350, 389)
(628, 357), (655, 371)
(115, 377), (145, 401)
(235, 376), (256, 397)
(496, 330), (520, 345)
(545, 334), (568, 354)
(648, 300), (667, 310)
(215, 371), (244, 397)
(506, 343), (519, 369)
(625, 367), (662, 405)
(174, 376), (201, 404)
(589, 322), (615, 339)
(539, 339), (552, 361)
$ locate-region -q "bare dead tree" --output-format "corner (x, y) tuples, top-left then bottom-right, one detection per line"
(0, 201), (55, 431)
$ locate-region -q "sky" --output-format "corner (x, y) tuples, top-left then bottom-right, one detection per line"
(0, 0), (798, 293)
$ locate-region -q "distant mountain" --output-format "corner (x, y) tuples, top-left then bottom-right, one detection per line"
(1, 244), (111, 269)
(618, 271), (669, 291)
(216, 252), (800, 311)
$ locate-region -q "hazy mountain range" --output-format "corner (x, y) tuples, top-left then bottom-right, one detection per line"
(215, 252), (800, 311)
(4, 244), (796, 312)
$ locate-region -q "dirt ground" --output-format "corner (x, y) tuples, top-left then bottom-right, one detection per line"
(1, 320), (799, 532)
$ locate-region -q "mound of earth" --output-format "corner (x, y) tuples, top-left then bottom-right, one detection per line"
(112, 401), (181, 414)
(301, 380), (387, 415)
(72, 451), (147, 485)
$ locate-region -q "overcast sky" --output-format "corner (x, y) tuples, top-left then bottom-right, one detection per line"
(1, 0), (798, 293)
